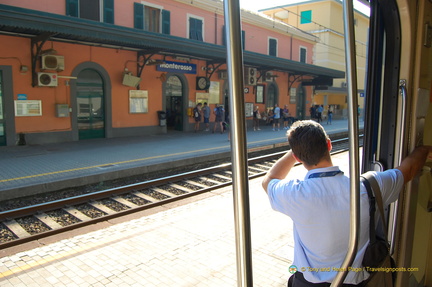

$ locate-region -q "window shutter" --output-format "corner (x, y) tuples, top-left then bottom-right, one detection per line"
(269, 39), (277, 56)
(104, 0), (114, 24)
(196, 19), (203, 41)
(242, 30), (245, 50)
(162, 10), (170, 35)
(222, 25), (226, 46)
(66, 0), (79, 17)
(189, 18), (203, 41)
(134, 2), (144, 29)
(300, 10), (312, 24)
(300, 48), (307, 63)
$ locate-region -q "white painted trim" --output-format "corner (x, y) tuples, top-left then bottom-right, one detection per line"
(140, 1), (164, 10)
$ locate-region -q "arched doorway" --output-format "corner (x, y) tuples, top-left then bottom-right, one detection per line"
(165, 75), (184, 131)
(266, 83), (278, 112)
(76, 69), (105, 140)
(296, 85), (306, 120)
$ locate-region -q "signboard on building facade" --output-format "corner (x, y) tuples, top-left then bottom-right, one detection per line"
(157, 61), (197, 74)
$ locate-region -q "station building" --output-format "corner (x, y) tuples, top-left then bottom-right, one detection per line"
(260, 0), (369, 119)
(0, 0), (344, 146)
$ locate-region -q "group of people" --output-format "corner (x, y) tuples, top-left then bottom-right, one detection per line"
(255, 104), (293, 131)
(310, 104), (334, 124)
(193, 102), (228, 135)
(193, 103), (294, 134)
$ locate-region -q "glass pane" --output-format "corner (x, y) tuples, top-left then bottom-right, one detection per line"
(166, 76), (182, 97)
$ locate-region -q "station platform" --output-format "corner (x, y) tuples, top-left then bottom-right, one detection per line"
(0, 151), (351, 286)
(0, 119), (360, 201)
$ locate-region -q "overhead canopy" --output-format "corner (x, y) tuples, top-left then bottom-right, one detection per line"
(0, 4), (345, 81)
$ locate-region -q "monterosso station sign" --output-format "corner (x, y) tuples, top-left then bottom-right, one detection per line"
(157, 61), (197, 74)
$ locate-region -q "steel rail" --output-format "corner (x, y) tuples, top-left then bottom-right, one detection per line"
(0, 136), (361, 251)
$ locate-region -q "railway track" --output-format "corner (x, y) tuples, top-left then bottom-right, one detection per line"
(0, 136), (360, 250)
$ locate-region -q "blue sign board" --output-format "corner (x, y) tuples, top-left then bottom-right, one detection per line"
(17, 94), (27, 100)
(360, 92), (365, 97)
(157, 61), (197, 74)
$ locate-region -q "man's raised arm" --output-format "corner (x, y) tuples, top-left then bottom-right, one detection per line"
(262, 150), (297, 193)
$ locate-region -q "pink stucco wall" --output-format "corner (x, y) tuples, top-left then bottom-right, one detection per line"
(0, 0), (314, 62)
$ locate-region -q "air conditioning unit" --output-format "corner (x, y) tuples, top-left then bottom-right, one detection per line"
(41, 55), (65, 71)
(37, 72), (58, 87)
(244, 67), (257, 85)
(219, 70), (228, 80)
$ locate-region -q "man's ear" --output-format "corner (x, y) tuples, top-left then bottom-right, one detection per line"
(327, 139), (333, 152)
(292, 152), (301, 163)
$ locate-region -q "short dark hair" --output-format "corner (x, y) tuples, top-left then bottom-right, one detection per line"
(287, 120), (330, 166)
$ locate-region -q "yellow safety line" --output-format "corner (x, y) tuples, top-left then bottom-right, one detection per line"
(0, 145), (228, 183)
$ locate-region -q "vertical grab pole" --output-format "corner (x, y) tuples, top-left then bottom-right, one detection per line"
(331, 0), (360, 286)
(223, 0), (254, 286)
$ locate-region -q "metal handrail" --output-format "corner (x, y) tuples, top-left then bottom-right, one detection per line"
(389, 80), (408, 254)
(223, 0), (254, 286)
(331, 0), (361, 286)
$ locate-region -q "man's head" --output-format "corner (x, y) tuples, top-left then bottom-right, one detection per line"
(287, 120), (331, 167)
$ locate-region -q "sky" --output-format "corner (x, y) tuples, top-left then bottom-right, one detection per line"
(239, 0), (370, 16)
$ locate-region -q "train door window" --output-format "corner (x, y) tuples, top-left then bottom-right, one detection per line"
(0, 71), (5, 146)
(165, 75), (184, 131)
(188, 16), (204, 41)
(66, 0), (114, 24)
(76, 69), (105, 140)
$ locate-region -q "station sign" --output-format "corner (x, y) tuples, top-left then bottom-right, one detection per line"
(157, 61), (197, 74)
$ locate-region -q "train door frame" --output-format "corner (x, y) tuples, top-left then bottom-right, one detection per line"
(70, 62), (112, 141)
(0, 66), (15, 146)
(162, 73), (188, 131)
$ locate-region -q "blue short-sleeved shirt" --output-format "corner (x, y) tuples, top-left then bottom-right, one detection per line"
(267, 166), (404, 284)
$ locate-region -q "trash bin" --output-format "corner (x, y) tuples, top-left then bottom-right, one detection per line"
(157, 111), (166, 126)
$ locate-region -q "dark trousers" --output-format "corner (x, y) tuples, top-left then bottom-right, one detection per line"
(288, 272), (364, 287)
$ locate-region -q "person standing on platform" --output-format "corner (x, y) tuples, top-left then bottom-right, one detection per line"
(213, 104), (225, 134)
(193, 103), (202, 133)
(253, 106), (261, 131)
(317, 105), (323, 123)
(262, 120), (432, 287)
(202, 102), (211, 131)
(327, 105), (333, 125)
(282, 105), (290, 129)
(272, 104), (281, 131)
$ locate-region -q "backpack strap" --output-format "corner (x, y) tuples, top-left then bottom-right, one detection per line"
(361, 173), (388, 239)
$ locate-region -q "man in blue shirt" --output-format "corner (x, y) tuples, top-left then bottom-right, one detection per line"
(273, 104), (281, 131)
(262, 120), (431, 286)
